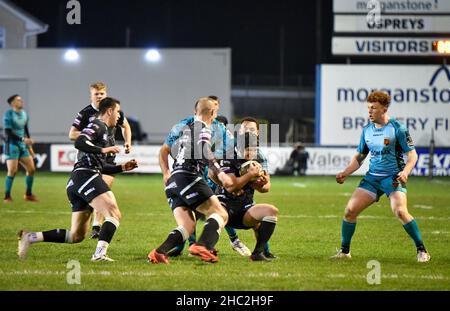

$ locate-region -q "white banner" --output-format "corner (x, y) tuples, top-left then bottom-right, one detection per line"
(334, 15), (450, 33)
(51, 145), (78, 172)
(51, 145), (163, 173)
(332, 37), (448, 56)
(262, 147), (369, 176)
(317, 64), (450, 147)
(50, 144), (370, 176)
(53, 144), (450, 177)
(333, 0), (450, 13)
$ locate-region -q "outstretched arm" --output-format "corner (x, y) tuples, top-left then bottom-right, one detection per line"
(102, 159), (138, 175)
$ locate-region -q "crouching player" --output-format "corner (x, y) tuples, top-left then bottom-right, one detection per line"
(17, 97), (138, 261)
(211, 132), (278, 261)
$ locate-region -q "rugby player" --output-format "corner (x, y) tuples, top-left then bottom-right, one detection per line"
(68, 82), (132, 239)
(3, 94), (38, 203)
(18, 97), (138, 261)
(148, 97), (260, 264)
(332, 91), (430, 262)
(160, 96), (253, 257)
(212, 132), (278, 261)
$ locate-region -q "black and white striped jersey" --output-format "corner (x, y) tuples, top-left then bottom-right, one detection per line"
(170, 120), (219, 177)
(74, 119), (110, 172)
(72, 103), (124, 162)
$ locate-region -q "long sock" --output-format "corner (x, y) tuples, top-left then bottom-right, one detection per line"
(92, 225), (101, 232)
(403, 219), (425, 249)
(157, 226), (188, 254)
(253, 229), (271, 253)
(41, 229), (71, 243)
(264, 242), (270, 254)
(98, 218), (119, 244)
(341, 220), (356, 253)
(95, 218), (119, 257)
(28, 229), (72, 243)
(254, 216), (277, 254)
(197, 213), (224, 250)
(225, 226), (238, 242)
(5, 176), (14, 196)
(25, 175), (34, 196)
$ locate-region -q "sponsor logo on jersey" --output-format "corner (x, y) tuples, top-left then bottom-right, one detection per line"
(186, 192), (199, 200)
(84, 187), (95, 196)
(165, 181), (177, 190)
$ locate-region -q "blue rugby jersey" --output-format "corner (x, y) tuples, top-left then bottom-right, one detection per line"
(3, 109), (28, 142)
(357, 118), (415, 176)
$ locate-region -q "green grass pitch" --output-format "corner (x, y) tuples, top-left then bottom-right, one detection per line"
(1, 172), (449, 290)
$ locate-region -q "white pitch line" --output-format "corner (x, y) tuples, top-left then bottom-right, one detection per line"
(2, 210), (450, 221)
(0, 269), (282, 279)
(1, 210), (70, 215)
(327, 274), (449, 281)
(413, 205), (433, 210)
(2, 269), (448, 282)
(430, 231), (450, 235)
(279, 214), (450, 221)
(292, 183), (307, 188)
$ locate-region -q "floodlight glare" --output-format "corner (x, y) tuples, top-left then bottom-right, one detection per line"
(432, 40), (450, 54)
(145, 49), (161, 62)
(64, 49), (80, 61)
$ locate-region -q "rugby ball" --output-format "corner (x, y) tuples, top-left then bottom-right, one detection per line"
(239, 160), (262, 181)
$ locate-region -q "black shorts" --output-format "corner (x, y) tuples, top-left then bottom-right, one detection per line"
(66, 169), (110, 212)
(218, 195), (254, 229)
(165, 172), (214, 211)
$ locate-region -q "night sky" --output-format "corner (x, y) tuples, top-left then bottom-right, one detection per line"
(9, 0), (324, 77)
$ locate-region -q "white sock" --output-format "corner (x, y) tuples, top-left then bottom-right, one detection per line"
(28, 232), (44, 244)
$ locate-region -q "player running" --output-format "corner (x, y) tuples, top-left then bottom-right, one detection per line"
(18, 97), (138, 261)
(69, 82), (132, 239)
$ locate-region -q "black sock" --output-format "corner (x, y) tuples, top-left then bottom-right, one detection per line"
(92, 225), (101, 232)
(417, 244), (427, 252)
(341, 246), (350, 254)
(197, 217), (220, 250)
(43, 229), (68, 243)
(254, 221), (276, 254)
(157, 230), (184, 254)
(98, 221), (117, 244)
